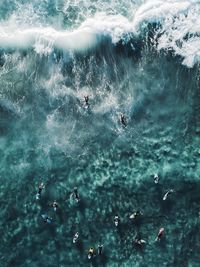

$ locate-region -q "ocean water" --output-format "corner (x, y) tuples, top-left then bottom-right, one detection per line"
(0, 0), (200, 266)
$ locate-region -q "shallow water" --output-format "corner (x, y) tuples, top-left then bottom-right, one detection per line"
(0, 1), (200, 267)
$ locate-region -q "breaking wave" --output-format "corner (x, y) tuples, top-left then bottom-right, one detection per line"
(0, 0), (199, 67)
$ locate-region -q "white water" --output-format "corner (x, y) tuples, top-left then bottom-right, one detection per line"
(0, 26), (98, 53)
(133, 0), (200, 68)
(0, 0), (199, 67)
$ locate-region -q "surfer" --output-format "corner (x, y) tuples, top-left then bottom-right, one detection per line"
(155, 227), (165, 241)
(52, 200), (58, 211)
(98, 244), (103, 255)
(73, 232), (79, 244)
(36, 182), (45, 200)
(88, 247), (95, 259)
(84, 95), (89, 107)
(163, 189), (174, 201)
(134, 235), (146, 247)
(70, 187), (80, 202)
(41, 214), (53, 224)
(130, 210), (143, 220)
(120, 113), (127, 127)
(114, 214), (120, 227)
(153, 173), (159, 184)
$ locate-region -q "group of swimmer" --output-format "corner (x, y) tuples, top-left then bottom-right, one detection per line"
(112, 173), (173, 248)
(114, 210), (165, 247)
(35, 95), (175, 259)
(36, 184), (104, 259)
(36, 171), (174, 260)
(70, 186), (104, 259)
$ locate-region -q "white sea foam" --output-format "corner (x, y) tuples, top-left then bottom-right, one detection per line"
(0, 12), (132, 54)
(133, 0), (200, 68)
(0, 25), (98, 53)
(132, 0), (192, 29)
(0, 0), (199, 67)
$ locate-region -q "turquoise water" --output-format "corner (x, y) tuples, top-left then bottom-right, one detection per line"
(0, 1), (200, 266)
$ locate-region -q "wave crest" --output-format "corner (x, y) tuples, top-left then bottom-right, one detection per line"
(0, 0), (199, 67)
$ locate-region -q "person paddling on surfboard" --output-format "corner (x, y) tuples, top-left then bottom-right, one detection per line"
(87, 247), (95, 259)
(114, 214), (120, 227)
(70, 187), (80, 202)
(52, 200), (58, 211)
(36, 182), (45, 200)
(84, 95), (89, 108)
(134, 233), (146, 247)
(120, 113), (127, 127)
(163, 189), (174, 201)
(153, 173), (159, 184)
(155, 227), (165, 241)
(41, 214), (53, 224)
(73, 232), (79, 244)
(98, 244), (103, 255)
(130, 210), (143, 220)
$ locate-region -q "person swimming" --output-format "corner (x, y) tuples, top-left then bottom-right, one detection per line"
(36, 182), (45, 200)
(120, 113), (127, 127)
(155, 227), (165, 241)
(73, 232), (79, 244)
(163, 189), (174, 201)
(114, 215), (120, 227)
(41, 214), (53, 224)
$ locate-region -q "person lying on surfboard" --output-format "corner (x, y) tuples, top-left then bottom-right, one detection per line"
(134, 233), (146, 247)
(41, 214), (53, 224)
(84, 95), (89, 107)
(114, 214), (120, 227)
(70, 187), (80, 202)
(73, 232), (79, 244)
(155, 227), (165, 241)
(120, 113), (127, 127)
(153, 173), (159, 184)
(52, 200), (58, 211)
(163, 189), (174, 201)
(87, 247), (95, 259)
(98, 244), (103, 255)
(130, 210), (143, 220)
(36, 182), (45, 200)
